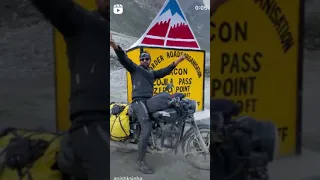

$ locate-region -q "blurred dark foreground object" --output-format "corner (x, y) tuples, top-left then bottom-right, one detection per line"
(211, 99), (241, 121)
(210, 99), (278, 180)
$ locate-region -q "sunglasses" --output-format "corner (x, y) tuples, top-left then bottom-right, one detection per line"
(140, 58), (150, 62)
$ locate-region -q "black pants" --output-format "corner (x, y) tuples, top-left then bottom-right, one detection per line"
(60, 119), (110, 180)
(131, 100), (153, 161)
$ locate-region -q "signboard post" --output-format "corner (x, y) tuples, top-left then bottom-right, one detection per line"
(126, 0), (206, 111)
(210, 0), (304, 156)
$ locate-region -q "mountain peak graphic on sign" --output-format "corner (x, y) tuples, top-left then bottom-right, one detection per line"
(129, 0), (200, 50)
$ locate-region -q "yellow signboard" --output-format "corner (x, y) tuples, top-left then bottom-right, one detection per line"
(126, 47), (205, 111)
(54, 0), (96, 131)
(210, 0), (303, 156)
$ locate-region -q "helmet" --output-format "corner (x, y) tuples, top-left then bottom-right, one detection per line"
(139, 52), (151, 60)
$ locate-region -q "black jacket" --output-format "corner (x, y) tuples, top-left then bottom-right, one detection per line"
(31, 0), (110, 120)
(114, 47), (176, 100)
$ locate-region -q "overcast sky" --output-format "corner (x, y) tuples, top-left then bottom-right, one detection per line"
(203, 0), (209, 7)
